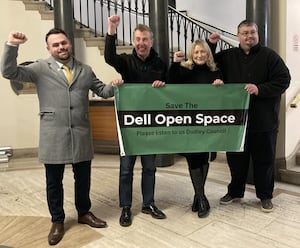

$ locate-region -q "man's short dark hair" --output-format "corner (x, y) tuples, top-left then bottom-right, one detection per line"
(45, 28), (68, 43)
(237, 20), (258, 33)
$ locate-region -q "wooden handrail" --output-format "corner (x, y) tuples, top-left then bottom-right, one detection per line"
(290, 92), (300, 108)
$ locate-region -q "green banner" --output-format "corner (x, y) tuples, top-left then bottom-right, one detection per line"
(114, 83), (249, 156)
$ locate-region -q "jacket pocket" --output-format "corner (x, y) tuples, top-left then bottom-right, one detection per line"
(39, 108), (55, 121)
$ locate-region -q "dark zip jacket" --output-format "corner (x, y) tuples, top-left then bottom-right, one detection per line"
(214, 43), (291, 132)
(105, 34), (167, 83)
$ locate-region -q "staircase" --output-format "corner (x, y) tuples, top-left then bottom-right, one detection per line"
(21, 0), (132, 55)
(73, 24), (133, 55)
(22, 0), (53, 20)
(21, 0), (235, 57)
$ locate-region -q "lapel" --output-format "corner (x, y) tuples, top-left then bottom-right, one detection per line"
(72, 58), (83, 84)
(46, 57), (83, 86)
(47, 57), (67, 85)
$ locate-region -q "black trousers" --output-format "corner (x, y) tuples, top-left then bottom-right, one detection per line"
(226, 129), (277, 200)
(183, 152), (209, 169)
(45, 160), (91, 223)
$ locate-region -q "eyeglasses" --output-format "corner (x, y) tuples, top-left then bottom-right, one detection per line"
(239, 30), (257, 37)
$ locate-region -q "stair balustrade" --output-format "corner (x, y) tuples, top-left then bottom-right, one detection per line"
(40, 0), (236, 56)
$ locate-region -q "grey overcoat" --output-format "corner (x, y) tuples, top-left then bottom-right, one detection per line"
(1, 44), (114, 164)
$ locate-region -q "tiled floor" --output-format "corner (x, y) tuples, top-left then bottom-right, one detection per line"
(0, 154), (300, 248)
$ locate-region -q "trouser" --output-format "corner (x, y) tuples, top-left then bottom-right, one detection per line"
(119, 155), (156, 208)
(45, 160), (91, 223)
(226, 130), (277, 200)
(184, 152), (209, 197)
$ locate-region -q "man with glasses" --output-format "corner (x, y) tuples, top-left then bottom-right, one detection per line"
(209, 20), (291, 212)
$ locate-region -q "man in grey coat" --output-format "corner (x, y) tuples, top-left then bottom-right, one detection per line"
(1, 28), (123, 246)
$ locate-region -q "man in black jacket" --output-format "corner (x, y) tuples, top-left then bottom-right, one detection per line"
(210, 20), (291, 212)
(105, 15), (167, 227)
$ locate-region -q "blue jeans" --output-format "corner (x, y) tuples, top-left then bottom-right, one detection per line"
(119, 155), (156, 208)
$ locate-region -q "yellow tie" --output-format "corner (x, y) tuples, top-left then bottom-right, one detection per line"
(62, 65), (72, 83)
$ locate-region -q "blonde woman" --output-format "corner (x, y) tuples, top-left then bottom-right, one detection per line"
(168, 39), (223, 218)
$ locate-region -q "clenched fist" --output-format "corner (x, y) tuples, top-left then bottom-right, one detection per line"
(107, 15), (120, 35)
(8, 31), (28, 46)
(173, 51), (185, 62)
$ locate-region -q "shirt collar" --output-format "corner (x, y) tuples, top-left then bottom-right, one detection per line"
(56, 59), (73, 70)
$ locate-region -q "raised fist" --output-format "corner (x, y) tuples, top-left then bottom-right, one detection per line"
(173, 51), (185, 62)
(107, 15), (120, 35)
(8, 31), (28, 45)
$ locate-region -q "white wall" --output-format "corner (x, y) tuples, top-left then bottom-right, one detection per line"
(285, 0), (300, 157)
(0, 0), (49, 149)
(176, 0), (246, 35)
(286, 0), (300, 95)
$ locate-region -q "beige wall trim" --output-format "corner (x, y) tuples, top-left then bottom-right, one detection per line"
(12, 147), (38, 159)
(285, 139), (300, 169)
